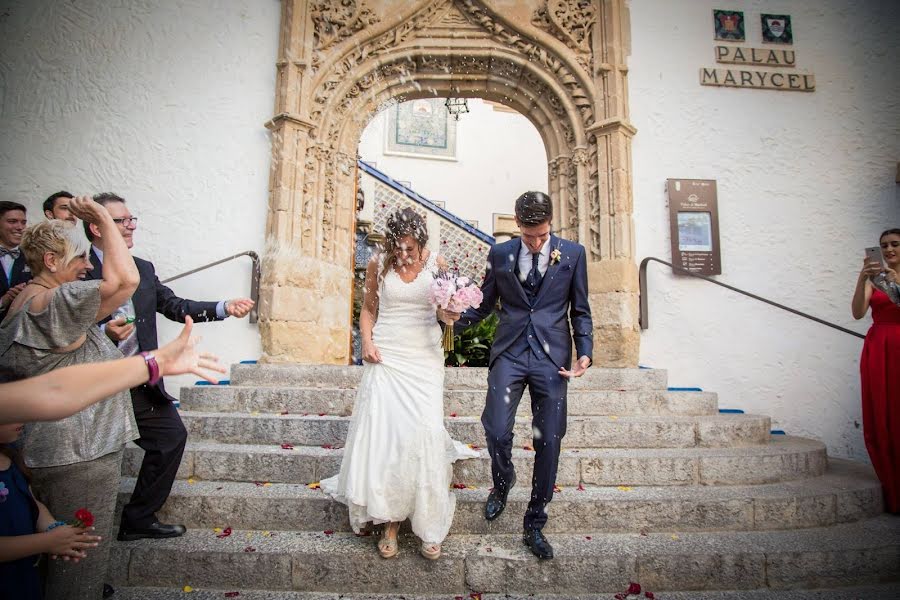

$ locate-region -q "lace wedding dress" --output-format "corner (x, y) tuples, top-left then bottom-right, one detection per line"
(321, 254), (479, 544)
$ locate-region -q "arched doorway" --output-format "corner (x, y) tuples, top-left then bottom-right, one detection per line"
(261, 0), (639, 367)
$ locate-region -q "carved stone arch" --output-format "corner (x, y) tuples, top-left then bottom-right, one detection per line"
(262, 0), (639, 367)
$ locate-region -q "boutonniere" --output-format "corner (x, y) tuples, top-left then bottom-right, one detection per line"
(550, 248), (562, 265)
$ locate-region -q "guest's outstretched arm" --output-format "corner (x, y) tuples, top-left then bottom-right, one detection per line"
(0, 318), (223, 424)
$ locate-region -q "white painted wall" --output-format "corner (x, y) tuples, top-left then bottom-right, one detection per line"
(629, 0), (900, 460)
(0, 0), (280, 395)
(357, 98), (548, 235)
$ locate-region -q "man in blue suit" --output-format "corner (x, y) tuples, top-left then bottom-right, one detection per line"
(0, 201), (32, 321)
(453, 191), (593, 559)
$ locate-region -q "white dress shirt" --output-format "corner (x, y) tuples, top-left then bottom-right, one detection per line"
(517, 238), (551, 282)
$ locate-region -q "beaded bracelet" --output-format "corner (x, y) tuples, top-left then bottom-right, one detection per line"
(46, 520), (66, 531)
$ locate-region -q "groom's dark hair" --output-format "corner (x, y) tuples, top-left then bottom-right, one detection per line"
(515, 191), (552, 226)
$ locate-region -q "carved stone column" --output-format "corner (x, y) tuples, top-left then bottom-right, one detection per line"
(259, 0), (353, 364)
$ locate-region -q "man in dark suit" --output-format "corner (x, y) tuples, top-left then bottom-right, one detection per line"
(0, 201), (32, 321)
(84, 192), (254, 541)
(452, 191), (593, 559)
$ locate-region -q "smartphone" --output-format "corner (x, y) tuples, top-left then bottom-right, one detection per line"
(865, 246), (885, 269)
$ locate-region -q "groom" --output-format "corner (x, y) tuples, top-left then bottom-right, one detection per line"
(453, 191), (593, 559)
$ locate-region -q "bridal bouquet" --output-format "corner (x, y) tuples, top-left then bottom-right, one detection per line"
(428, 272), (483, 351)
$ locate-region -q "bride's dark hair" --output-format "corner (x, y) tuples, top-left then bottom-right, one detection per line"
(381, 207), (429, 281)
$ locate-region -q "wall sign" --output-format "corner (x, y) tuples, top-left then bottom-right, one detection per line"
(667, 179), (722, 276)
(701, 10), (814, 91)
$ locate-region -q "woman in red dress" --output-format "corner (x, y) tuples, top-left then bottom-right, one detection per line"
(852, 228), (900, 513)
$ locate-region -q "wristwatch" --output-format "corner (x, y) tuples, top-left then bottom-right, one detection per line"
(140, 351), (161, 386)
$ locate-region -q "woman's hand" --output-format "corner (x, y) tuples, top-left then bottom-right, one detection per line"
(437, 308), (460, 325)
(362, 339), (382, 364)
(67, 196), (111, 225)
(154, 317), (226, 383)
(884, 267), (898, 284)
(46, 526), (101, 562)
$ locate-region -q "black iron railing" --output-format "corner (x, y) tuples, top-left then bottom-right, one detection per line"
(639, 257), (864, 339)
(162, 251), (260, 324)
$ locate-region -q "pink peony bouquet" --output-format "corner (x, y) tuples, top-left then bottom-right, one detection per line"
(428, 273), (483, 351)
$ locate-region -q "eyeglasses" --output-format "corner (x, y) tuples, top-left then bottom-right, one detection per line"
(112, 217), (138, 226)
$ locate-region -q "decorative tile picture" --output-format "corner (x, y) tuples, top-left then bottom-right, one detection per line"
(713, 9), (745, 41)
(385, 98), (457, 161)
(761, 14), (793, 44)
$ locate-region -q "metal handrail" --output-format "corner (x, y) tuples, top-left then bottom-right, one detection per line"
(161, 251), (261, 324)
(639, 257), (865, 339)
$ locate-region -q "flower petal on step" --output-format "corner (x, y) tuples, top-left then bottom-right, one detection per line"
(627, 582), (642, 595)
(225, 592), (240, 597)
(216, 527), (233, 539)
(616, 486), (633, 492)
(323, 530), (334, 535)
(307, 482), (320, 489)
(577, 484), (585, 491)
(182, 586), (194, 593)
(553, 484), (562, 493)
(281, 443), (294, 450)
(523, 445), (534, 451)
(187, 478), (196, 485)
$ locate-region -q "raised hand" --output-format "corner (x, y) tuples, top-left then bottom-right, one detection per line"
(67, 196), (110, 225)
(154, 317), (226, 383)
(225, 298), (255, 318)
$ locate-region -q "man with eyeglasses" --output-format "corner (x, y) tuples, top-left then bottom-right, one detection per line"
(83, 192), (254, 543)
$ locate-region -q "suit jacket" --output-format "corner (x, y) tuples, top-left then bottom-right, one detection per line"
(0, 253), (32, 321)
(86, 249), (223, 402)
(455, 235), (593, 369)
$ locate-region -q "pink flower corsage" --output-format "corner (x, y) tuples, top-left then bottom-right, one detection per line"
(550, 248), (562, 265)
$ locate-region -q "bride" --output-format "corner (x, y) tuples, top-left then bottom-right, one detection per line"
(321, 208), (478, 560)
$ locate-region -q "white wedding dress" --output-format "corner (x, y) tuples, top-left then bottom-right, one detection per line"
(321, 254), (479, 544)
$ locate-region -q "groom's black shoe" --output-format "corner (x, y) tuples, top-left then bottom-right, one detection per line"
(522, 528), (554, 559)
(117, 520), (186, 541)
(484, 476), (515, 521)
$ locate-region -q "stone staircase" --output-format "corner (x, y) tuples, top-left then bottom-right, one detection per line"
(110, 365), (900, 597)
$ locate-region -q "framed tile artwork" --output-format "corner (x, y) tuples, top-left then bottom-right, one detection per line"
(385, 98), (458, 161)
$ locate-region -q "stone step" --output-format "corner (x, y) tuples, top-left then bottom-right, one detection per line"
(229, 364), (668, 390)
(180, 386), (718, 417)
(106, 516), (900, 594)
(179, 411), (769, 448)
(113, 585), (900, 600)
(122, 436), (827, 487)
(117, 460), (882, 534)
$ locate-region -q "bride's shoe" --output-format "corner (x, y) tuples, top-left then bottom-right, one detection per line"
(378, 523), (400, 559)
(420, 541), (441, 560)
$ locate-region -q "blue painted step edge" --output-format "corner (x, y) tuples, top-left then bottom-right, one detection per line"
(718, 408), (745, 414)
(668, 387), (703, 392)
(240, 360), (258, 364)
(771, 430), (786, 435)
(194, 380), (231, 386)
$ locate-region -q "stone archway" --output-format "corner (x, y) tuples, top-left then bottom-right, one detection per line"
(261, 0), (639, 367)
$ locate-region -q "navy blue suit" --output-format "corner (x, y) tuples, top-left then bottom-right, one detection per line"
(86, 249), (222, 528)
(456, 235), (593, 530)
(0, 254), (32, 322)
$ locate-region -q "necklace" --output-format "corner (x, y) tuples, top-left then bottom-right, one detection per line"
(27, 280), (52, 290)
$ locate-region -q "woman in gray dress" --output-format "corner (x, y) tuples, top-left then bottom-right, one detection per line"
(0, 196), (140, 600)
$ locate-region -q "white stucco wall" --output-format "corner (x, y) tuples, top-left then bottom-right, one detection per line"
(357, 98), (548, 235)
(0, 0), (280, 395)
(629, 0), (900, 460)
